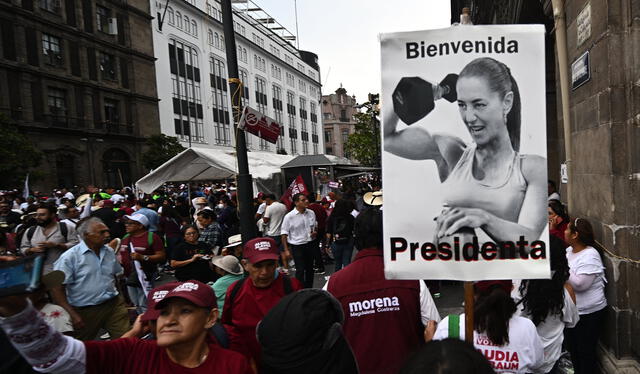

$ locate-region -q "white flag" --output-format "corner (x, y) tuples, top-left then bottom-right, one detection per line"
(22, 174), (30, 200)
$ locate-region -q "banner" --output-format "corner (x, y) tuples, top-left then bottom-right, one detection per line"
(281, 175), (308, 210)
(381, 25), (550, 281)
(238, 106), (281, 144)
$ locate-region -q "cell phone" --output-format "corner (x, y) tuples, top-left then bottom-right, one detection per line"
(0, 255), (45, 297)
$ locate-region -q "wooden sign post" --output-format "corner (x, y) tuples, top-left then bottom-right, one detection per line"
(464, 281), (474, 343)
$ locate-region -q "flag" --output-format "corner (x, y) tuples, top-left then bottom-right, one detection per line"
(23, 174), (30, 200)
(281, 175), (308, 210)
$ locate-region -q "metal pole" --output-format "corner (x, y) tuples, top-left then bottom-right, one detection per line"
(294, 0), (300, 50)
(221, 0), (257, 241)
(464, 281), (474, 343)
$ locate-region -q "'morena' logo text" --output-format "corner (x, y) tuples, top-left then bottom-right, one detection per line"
(348, 297), (400, 317)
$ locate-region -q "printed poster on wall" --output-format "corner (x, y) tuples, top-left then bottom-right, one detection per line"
(381, 25), (550, 281)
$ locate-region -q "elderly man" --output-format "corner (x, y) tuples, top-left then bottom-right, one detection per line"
(53, 217), (130, 340)
(222, 237), (303, 370)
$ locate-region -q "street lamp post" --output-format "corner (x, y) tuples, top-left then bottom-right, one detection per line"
(221, 0), (257, 241)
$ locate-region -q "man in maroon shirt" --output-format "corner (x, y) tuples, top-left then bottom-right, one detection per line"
(326, 208), (440, 374)
(222, 237), (303, 372)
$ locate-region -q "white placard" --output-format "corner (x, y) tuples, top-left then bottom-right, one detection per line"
(381, 25), (550, 281)
(577, 3), (592, 46)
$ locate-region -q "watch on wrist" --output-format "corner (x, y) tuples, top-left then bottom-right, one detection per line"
(143, 255), (150, 262)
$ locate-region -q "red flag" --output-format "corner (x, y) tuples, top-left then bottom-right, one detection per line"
(281, 175), (309, 210)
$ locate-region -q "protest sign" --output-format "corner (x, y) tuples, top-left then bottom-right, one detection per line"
(281, 175), (309, 209)
(381, 25), (550, 281)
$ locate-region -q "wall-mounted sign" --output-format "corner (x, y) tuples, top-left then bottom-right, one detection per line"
(561, 163), (568, 184)
(238, 106), (280, 144)
(577, 3), (591, 46)
(571, 51), (590, 90)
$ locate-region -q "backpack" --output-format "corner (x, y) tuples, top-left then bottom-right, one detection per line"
(333, 216), (351, 243)
(121, 232), (154, 247)
(223, 275), (293, 324)
(26, 222), (68, 243)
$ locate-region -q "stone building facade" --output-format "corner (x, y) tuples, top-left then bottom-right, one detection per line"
(322, 86), (357, 159)
(0, 0), (160, 190)
(451, 0), (640, 371)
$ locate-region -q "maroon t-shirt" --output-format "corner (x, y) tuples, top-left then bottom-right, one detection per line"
(328, 248), (423, 374)
(221, 275), (303, 366)
(84, 338), (251, 374)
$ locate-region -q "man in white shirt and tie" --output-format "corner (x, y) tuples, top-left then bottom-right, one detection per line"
(281, 193), (317, 288)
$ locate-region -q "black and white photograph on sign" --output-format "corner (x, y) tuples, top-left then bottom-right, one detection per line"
(381, 25), (550, 281)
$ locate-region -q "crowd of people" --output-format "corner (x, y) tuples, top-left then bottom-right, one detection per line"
(0, 181), (607, 374)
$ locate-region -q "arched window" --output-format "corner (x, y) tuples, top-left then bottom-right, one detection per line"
(176, 11), (182, 28)
(220, 36), (224, 49)
(168, 7), (175, 25)
(191, 20), (197, 37)
(102, 148), (131, 186)
(214, 32), (219, 48)
(184, 16), (190, 33)
(208, 29), (213, 45)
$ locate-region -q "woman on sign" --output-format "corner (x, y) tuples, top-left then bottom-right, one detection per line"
(564, 218), (607, 374)
(0, 279), (251, 373)
(384, 57), (547, 244)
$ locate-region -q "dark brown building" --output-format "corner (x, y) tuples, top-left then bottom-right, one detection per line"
(322, 86), (357, 159)
(0, 0), (160, 190)
(451, 0), (639, 371)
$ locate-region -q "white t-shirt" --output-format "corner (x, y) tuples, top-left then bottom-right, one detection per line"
(566, 246), (607, 314)
(256, 202), (267, 215)
(516, 287), (579, 373)
(263, 201), (287, 236)
(281, 208), (316, 245)
(39, 303), (73, 334)
(433, 314), (544, 373)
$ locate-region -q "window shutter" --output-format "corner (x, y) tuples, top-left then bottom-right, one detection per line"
(87, 47), (97, 80)
(65, 0), (76, 26)
(0, 20), (16, 61)
(69, 41), (81, 76)
(25, 28), (38, 66)
(82, 0), (93, 33)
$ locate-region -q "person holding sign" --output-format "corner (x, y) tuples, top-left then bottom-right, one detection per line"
(384, 57), (547, 245)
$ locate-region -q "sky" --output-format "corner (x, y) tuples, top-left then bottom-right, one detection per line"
(252, 0), (452, 103)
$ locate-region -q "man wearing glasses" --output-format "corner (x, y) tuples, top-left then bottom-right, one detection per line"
(281, 193), (317, 288)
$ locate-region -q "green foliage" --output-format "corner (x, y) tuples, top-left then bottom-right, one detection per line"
(141, 134), (186, 170)
(0, 115), (43, 189)
(343, 94), (381, 167)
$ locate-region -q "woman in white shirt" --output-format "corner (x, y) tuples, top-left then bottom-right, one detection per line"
(433, 280), (544, 373)
(564, 218), (607, 374)
(517, 236), (579, 373)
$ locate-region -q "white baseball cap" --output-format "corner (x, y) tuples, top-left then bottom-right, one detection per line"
(124, 213), (149, 227)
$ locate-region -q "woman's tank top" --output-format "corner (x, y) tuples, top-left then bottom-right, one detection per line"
(442, 143), (527, 223)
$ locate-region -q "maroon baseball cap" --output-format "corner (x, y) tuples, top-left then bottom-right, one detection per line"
(141, 282), (181, 321)
(243, 237), (280, 264)
(474, 280), (513, 295)
(155, 280), (217, 310)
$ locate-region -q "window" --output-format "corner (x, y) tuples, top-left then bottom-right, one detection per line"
(47, 87), (67, 124)
(254, 54), (265, 72)
(191, 20), (197, 37)
(254, 75), (269, 151)
(271, 64), (281, 80)
(297, 62), (305, 72)
(299, 96), (308, 154)
(208, 29), (213, 45)
(308, 70), (316, 80)
(100, 52), (117, 80)
(104, 98), (120, 127)
(272, 85), (284, 150)
(206, 2), (222, 21)
(323, 112), (332, 120)
(285, 55), (293, 66)
(287, 91), (297, 154)
(40, 0), (60, 13)
(233, 21), (245, 36)
(210, 57), (231, 145)
(324, 130), (332, 143)
(42, 33), (63, 66)
(184, 16), (190, 33)
(252, 33), (264, 48)
(169, 39), (204, 142)
(237, 45), (247, 63)
(269, 44), (280, 57)
(298, 79), (306, 93)
(310, 101), (318, 154)
(340, 109), (347, 122)
(168, 7), (175, 25)
(96, 5), (111, 34)
(176, 11), (182, 28)
(342, 129), (349, 144)
(285, 72), (295, 87)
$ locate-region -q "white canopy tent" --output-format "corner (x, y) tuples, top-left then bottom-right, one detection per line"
(135, 147), (295, 194)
